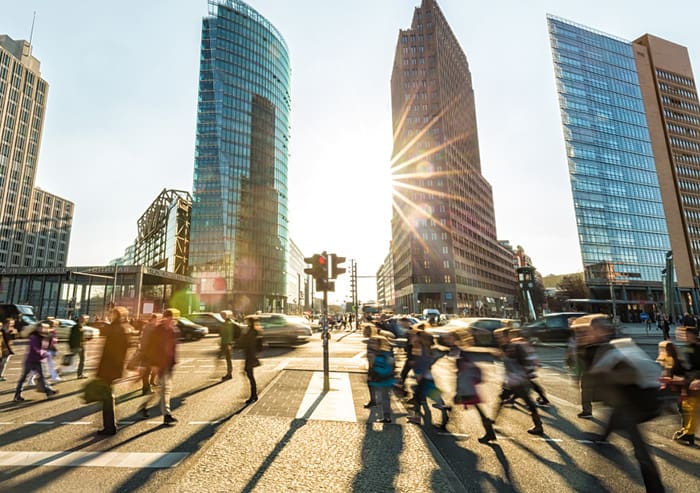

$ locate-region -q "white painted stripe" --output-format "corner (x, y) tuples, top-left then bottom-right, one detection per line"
(179, 365), (195, 368)
(296, 372), (357, 422)
(532, 438), (563, 442)
(273, 358), (290, 371)
(146, 421), (163, 425)
(188, 421), (221, 425)
(198, 365), (215, 368)
(351, 351), (366, 361)
(546, 394), (578, 409)
(26, 421), (54, 425)
(0, 451), (188, 468)
(437, 432), (470, 438)
(61, 422), (92, 425)
(0, 422), (15, 425)
(194, 371), (210, 374)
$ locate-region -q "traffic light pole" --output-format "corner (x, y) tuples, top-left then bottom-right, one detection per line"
(322, 281), (330, 392)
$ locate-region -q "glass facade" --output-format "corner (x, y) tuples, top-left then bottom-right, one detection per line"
(548, 16), (671, 283)
(190, 0), (291, 312)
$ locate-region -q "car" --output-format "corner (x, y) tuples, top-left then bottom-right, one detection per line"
(426, 317), (520, 347)
(521, 312), (589, 343)
(246, 313), (312, 346)
(176, 317), (209, 341)
(31, 318), (100, 341)
(183, 312), (226, 334)
(0, 304), (38, 333)
(376, 316), (420, 339)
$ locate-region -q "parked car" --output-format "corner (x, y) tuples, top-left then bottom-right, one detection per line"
(246, 313), (312, 346)
(183, 312), (226, 334)
(34, 318), (99, 341)
(521, 312), (589, 343)
(426, 317), (520, 347)
(176, 317), (209, 341)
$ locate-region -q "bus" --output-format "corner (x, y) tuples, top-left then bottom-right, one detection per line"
(361, 302), (381, 319)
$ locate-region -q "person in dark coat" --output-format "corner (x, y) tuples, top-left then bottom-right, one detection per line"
(662, 316), (671, 341)
(13, 323), (56, 401)
(0, 318), (17, 381)
(96, 307), (131, 435)
(240, 317), (262, 403)
(69, 314), (88, 379)
(139, 309), (179, 424)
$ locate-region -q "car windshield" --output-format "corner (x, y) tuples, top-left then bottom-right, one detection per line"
(178, 317), (196, 327)
(17, 305), (35, 315)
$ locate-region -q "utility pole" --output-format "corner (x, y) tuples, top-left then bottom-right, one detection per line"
(351, 260), (359, 331)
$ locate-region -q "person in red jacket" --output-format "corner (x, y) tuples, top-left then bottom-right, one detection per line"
(139, 308), (179, 425)
(96, 307), (131, 435)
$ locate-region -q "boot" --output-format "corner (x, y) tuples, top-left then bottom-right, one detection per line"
(478, 418), (497, 443)
(527, 414), (544, 435)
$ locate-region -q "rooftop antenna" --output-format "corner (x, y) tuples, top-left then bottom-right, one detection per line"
(29, 11), (37, 45)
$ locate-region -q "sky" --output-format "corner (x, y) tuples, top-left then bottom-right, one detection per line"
(3, 0), (700, 304)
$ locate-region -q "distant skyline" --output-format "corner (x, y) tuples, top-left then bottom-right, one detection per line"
(3, 1), (700, 302)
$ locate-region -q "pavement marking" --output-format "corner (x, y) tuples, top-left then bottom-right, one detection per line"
(179, 365), (195, 368)
(351, 351), (365, 361)
(0, 422), (15, 425)
(273, 358), (290, 371)
(188, 421), (221, 425)
(546, 394), (579, 410)
(61, 421), (92, 425)
(194, 371), (210, 374)
(295, 371), (357, 422)
(25, 421), (55, 425)
(532, 438), (563, 442)
(437, 432), (470, 438)
(0, 451), (189, 468)
(198, 365), (215, 368)
(146, 421), (163, 425)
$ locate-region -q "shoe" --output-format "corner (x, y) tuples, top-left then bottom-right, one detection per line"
(527, 425), (544, 435)
(673, 429), (686, 440)
(407, 416), (421, 425)
(77, 375), (87, 380)
(363, 401), (377, 409)
(52, 377), (62, 383)
(536, 397), (550, 406)
(221, 375), (232, 381)
(0, 377), (6, 381)
(380, 417), (392, 424)
(142, 388), (153, 396)
(139, 406), (149, 419)
(676, 433), (695, 446)
(163, 414), (178, 425)
(245, 396), (258, 404)
(577, 412), (593, 419)
(478, 432), (497, 443)
(13, 396), (25, 402)
(46, 389), (58, 399)
(96, 428), (117, 436)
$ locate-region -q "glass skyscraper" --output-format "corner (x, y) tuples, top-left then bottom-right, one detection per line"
(190, 0), (291, 313)
(548, 16), (672, 300)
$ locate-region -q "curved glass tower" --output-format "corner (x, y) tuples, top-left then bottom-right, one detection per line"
(190, 0), (291, 313)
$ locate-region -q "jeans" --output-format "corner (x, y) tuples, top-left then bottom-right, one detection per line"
(222, 344), (232, 377)
(71, 347), (85, 377)
(15, 360), (52, 397)
(141, 370), (173, 416)
(245, 366), (257, 399)
(580, 372), (594, 414)
(102, 390), (116, 432)
(372, 386), (392, 419)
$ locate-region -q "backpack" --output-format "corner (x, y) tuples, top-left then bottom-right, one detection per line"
(371, 353), (394, 381)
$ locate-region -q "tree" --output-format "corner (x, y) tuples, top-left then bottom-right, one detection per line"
(557, 275), (588, 300)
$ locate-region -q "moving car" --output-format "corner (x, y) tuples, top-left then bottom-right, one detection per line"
(245, 313), (312, 346)
(521, 312), (589, 343)
(183, 312), (226, 334)
(36, 318), (100, 341)
(176, 317), (209, 341)
(0, 303), (37, 333)
(426, 317), (520, 347)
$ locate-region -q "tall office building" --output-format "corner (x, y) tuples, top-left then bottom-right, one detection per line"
(549, 16), (700, 314)
(190, 0), (291, 312)
(0, 35), (73, 270)
(390, 0), (515, 315)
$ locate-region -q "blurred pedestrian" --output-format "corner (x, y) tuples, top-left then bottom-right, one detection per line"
(69, 315), (88, 379)
(674, 326), (700, 446)
(240, 317), (262, 404)
(45, 319), (61, 383)
(662, 316), (671, 341)
(368, 335), (396, 423)
(590, 336), (665, 492)
(492, 328), (544, 436)
(444, 330), (497, 443)
(139, 309), (179, 424)
(407, 327), (449, 429)
(95, 307), (131, 435)
(573, 314), (615, 419)
(510, 329), (550, 406)
(0, 318), (17, 381)
(398, 318), (418, 389)
(362, 323), (378, 408)
(139, 314), (159, 395)
(220, 310), (236, 381)
(13, 323), (57, 401)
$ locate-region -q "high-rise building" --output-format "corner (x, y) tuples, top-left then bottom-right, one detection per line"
(389, 0), (515, 315)
(0, 35), (73, 270)
(548, 16), (700, 315)
(189, 0), (291, 312)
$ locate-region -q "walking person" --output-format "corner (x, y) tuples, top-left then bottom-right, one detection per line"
(69, 315), (88, 379)
(407, 328), (450, 429)
(574, 314), (615, 419)
(139, 309), (179, 424)
(673, 326), (700, 446)
(220, 310), (236, 381)
(510, 329), (550, 406)
(362, 323), (378, 408)
(368, 335), (396, 423)
(13, 323), (57, 401)
(444, 329), (497, 443)
(45, 319), (61, 383)
(95, 307), (131, 435)
(491, 328), (544, 435)
(240, 317), (262, 404)
(0, 318), (17, 381)
(662, 315), (671, 341)
(139, 314), (159, 395)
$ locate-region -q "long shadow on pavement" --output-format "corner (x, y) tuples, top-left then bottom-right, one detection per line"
(351, 422), (404, 493)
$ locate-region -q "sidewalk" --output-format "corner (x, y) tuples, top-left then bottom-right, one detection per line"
(162, 370), (460, 493)
(617, 322), (678, 345)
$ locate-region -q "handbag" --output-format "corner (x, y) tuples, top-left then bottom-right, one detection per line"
(82, 378), (111, 403)
(61, 353), (74, 366)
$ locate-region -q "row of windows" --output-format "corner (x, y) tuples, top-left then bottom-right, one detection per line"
(554, 45), (638, 85)
(664, 108), (700, 126)
(580, 231), (669, 249)
(560, 79), (645, 113)
(550, 20), (633, 59)
(566, 115), (650, 142)
(656, 69), (695, 88)
(575, 194), (665, 217)
(557, 64), (641, 100)
(668, 123), (698, 138)
(680, 179), (700, 196)
(659, 82), (697, 101)
(571, 158), (659, 186)
(562, 94), (649, 128)
(572, 177), (663, 202)
(662, 95), (700, 113)
(569, 142), (656, 170)
(577, 210), (667, 233)
(676, 165), (700, 180)
(566, 124), (652, 155)
(675, 153), (700, 165)
(670, 136), (700, 151)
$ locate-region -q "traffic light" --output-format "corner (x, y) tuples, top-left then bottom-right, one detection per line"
(316, 278), (335, 292)
(318, 252), (329, 280)
(304, 254), (321, 277)
(330, 254), (346, 279)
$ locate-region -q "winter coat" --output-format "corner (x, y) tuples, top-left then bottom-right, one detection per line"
(96, 322), (130, 384)
(368, 350), (396, 387)
(144, 319), (178, 374)
(25, 330), (47, 364)
(455, 350), (482, 405)
(69, 322), (84, 350)
(238, 325), (261, 370)
(220, 319), (235, 346)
